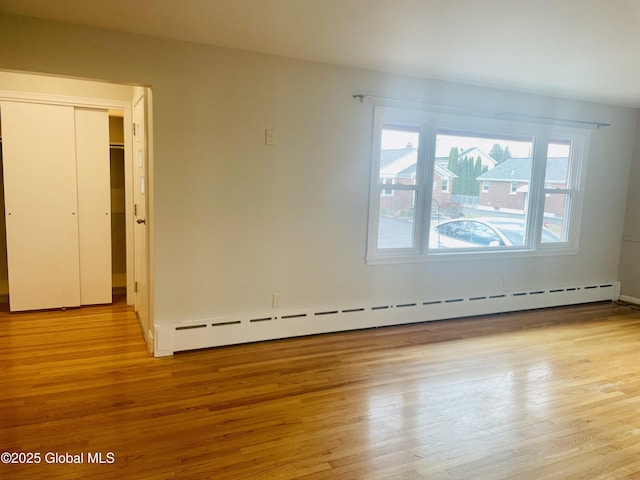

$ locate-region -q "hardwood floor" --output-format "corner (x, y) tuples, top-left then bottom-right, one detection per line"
(2, 299), (640, 479)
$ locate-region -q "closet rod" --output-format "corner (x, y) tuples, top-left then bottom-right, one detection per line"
(352, 93), (611, 129)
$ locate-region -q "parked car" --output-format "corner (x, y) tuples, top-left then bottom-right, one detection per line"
(429, 217), (561, 249)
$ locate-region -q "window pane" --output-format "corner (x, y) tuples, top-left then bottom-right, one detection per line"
(546, 140), (571, 188)
(430, 216), (530, 249)
(379, 126), (419, 185)
(377, 190), (416, 249)
(429, 131), (533, 250)
(483, 217), (527, 245)
(542, 193), (569, 243)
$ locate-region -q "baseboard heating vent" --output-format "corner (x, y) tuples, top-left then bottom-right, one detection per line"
(154, 280), (620, 356)
(250, 317), (274, 323)
(175, 324), (207, 331)
(343, 308), (365, 314)
(212, 321), (241, 327)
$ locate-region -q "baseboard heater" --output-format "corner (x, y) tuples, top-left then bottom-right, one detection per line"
(154, 281), (620, 356)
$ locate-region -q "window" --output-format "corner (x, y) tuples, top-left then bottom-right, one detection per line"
(374, 125), (420, 250)
(381, 178), (395, 196)
(541, 140), (576, 243)
(366, 106), (589, 263)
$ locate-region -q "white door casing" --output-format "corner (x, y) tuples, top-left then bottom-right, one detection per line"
(133, 92), (150, 339)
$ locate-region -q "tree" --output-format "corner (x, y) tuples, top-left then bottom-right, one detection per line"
(452, 155), (474, 196)
(464, 156), (474, 194)
(449, 148), (490, 196)
(489, 144), (512, 164)
(447, 147), (459, 174)
(472, 156), (482, 195)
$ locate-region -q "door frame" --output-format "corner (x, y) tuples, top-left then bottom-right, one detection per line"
(132, 87), (153, 351)
(0, 83), (154, 352)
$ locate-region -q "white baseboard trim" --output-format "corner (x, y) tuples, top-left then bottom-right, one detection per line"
(618, 295), (640, 305)
(135, 311), (154, 354)
(154, 281), (619, 357)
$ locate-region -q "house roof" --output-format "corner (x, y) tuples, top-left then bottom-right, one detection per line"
(434, 163), (458, 180)
(380, 148), (418, 178)
(380, 148), (416, 169)
(477, 157), (568, 183)
(458, 147), (498, 167)
(380, 148), (457, 179)
(399, 162), (458, 179)
(435, 147), (496, 169)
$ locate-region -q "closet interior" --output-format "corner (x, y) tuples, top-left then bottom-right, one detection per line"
(109, 113), (126, 296)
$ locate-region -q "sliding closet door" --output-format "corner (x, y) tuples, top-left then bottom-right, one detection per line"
(1, 101), (81, 311)
(75, 108), (112, 305)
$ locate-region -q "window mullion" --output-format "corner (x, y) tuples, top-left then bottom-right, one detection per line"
(417, 121), (437, 254)
(526, 133), (550, 247)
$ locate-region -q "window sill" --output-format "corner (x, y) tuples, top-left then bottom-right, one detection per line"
(365, 247), (579, 265)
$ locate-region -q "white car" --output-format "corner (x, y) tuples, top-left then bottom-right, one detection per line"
(429, 217), (561, 249)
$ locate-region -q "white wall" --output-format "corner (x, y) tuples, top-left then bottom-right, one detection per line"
(0, 13), (636, 331)
(619, 111), (640, 301)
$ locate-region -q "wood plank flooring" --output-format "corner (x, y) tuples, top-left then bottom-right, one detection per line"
(2, 299), (640, 479)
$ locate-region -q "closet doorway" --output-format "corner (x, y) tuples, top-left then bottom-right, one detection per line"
(0, 71), (153, 351)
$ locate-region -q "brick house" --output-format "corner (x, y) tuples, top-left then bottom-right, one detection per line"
(477, 157), (568, 215)
(379, 147), (457, 215)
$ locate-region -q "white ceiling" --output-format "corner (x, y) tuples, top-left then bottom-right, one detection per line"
(1, 0), (640, 107)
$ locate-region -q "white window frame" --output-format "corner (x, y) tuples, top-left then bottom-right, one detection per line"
(366, 106), (589, 265)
